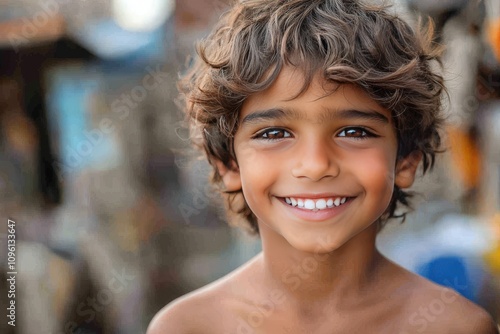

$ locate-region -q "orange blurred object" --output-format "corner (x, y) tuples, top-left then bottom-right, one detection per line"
(484, 214), (500, 273)
(488, 19), (500, 63)
(447, 126), (482, 190)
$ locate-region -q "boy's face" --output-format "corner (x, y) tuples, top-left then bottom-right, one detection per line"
(222, 66), (419, 253)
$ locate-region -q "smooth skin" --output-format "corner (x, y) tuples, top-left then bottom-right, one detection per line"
(147, 66), (499, 334)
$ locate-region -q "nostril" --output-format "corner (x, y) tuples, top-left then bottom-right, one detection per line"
(290, 141), (340, 180)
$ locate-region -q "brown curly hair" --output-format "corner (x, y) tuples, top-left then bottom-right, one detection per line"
(179, 0), (445, 234)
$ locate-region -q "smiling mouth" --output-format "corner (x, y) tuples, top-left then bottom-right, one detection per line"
(281, 196), (352, 211)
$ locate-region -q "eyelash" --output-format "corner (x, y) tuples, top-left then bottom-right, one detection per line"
(337, 127), (377, 139)
(253, 127), (377, 141)
(253, 128), (292, 141)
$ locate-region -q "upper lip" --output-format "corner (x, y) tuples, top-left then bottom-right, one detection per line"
(279, 193), (350, 199)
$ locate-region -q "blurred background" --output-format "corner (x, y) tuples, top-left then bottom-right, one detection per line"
(0, 0), (500, 332)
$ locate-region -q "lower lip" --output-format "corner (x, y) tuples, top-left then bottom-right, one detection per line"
(277, 198), (353, 222)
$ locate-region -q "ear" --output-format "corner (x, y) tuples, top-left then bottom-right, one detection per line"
(395, 151), (422, 189)
(214, 159), (242, 192)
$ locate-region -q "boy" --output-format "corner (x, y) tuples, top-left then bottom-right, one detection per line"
(148, 0), (499, 333)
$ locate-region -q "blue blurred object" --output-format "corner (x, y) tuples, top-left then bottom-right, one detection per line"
(417, 255), (476, 301)
(378, 210), (494, 304)
(45, 66), (122, 178)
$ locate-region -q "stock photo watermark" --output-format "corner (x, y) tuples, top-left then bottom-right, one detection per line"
(6, 219), (17, 327)
(54, 268), (135, 334)
(7, 0), (88, 51)
(236, 235), (333, 333)
(52, 63), (175, 183)
(399, 280), (465, 334)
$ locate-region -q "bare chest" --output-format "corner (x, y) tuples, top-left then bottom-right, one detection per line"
(212, 301), (419, 334)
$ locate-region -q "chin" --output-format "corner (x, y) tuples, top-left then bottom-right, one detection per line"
(284, 231), (349, 255)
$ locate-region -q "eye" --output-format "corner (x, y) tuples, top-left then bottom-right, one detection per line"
(337, 127), (374, 139)
(255, 128), (292, 140)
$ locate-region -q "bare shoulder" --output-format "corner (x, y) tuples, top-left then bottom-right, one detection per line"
(423, 286), (499, 334)
(395, 267), (498, 334)
(146, 287), (218, 334)
(147, 255), (263, 334)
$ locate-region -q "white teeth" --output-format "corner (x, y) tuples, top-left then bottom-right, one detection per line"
(316, 199), (326, 210)
(304, 199), (315, 210)
(284, 196), (349, 211)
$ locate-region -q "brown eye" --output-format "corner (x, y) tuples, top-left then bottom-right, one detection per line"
(259, 129), (291, 140)
(338, 127), (370, 138)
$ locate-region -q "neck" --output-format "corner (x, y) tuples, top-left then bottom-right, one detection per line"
(258, 223), (385, 309)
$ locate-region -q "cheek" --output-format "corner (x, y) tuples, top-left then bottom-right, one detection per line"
(237, 149), (277, 202)
(351, 151), (396, 199)
(238, 148), (274, 179)
(237, 144), (284, 176)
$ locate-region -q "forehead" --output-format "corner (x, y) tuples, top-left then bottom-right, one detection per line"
(240, 66), (392, 122)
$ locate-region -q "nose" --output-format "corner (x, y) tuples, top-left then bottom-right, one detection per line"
(291, 136), (340, 181)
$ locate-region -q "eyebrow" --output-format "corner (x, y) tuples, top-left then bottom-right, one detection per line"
(240, 107), (390, 125)
(327, 108), (390, 124)
(241, 108), (299, 124)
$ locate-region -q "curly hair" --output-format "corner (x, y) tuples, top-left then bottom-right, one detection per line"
(179, 0), (445, 234)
